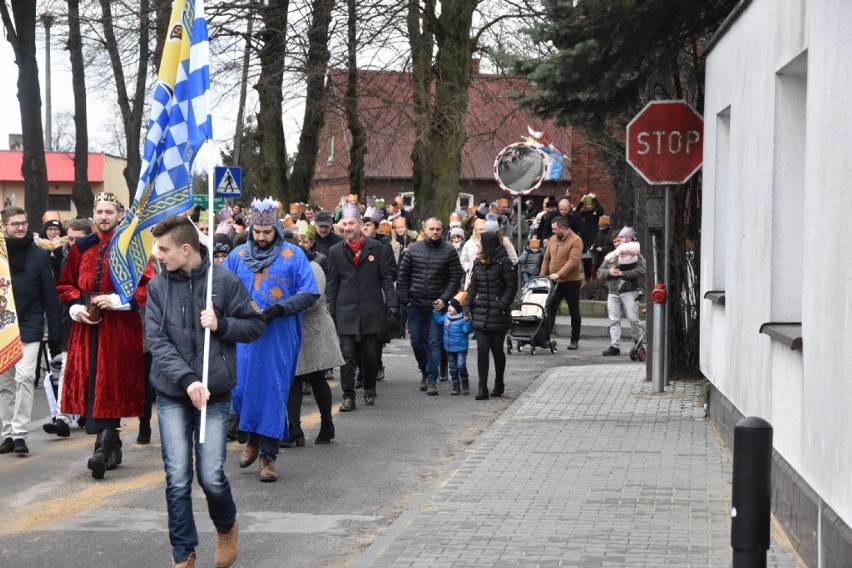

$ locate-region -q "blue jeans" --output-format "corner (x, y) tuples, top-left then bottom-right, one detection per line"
(406, 305), (442, 384)
(158, 397), (236, 563)
(446, 351), (468, 381)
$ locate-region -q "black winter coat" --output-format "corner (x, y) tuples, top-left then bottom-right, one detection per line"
(9, 241), (61, 343)
(397, 238), (463, 310)
(326, 237), (398, 336)
(314, 232), (344, 257)
(466, 246), (517, 332)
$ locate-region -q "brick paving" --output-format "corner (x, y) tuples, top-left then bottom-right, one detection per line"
(352, 364), (801, 567)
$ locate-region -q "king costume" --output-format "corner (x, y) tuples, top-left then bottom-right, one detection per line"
(224, 199), (319, 477)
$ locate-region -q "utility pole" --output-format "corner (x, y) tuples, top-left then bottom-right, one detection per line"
(41, 11), (55, 151)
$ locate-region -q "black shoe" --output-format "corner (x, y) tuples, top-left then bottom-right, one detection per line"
(0, 437), (12, 454)
(475, 387), (490, 401)
(106, 432), (122, 470)
(566, 341), (579, 350)
(44, 419), (71, 438)
(461, 378), (470, 395)
(420, 373), (427, 392)
(236, 429), (249, 444)
(451, 381), (461, 395)
(302, 381), (312, 396)
(438, 373), (448, 382)
(88, 431), (107, 479)
(227, 413), (238, 441)
(137, 421), (152, 445)
(280, 421), (305, 448)
(426, 383), (438, 396)
(364, 389), (376, 405)
(13, 438), (28, 454)
(376, 366), (385, 382)
(490, 383), (504, 398)
(602, 346), (621, 356)
(354, 380), (362, 390)
(315, 420), (335, 444)
(339, 398), (356, 412)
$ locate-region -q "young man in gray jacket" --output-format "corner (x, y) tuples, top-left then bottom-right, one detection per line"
(147, 216), (265, 568)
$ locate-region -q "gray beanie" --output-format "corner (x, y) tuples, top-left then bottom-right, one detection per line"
(450, 227), (465, 239)
(483, 213), (499, 233)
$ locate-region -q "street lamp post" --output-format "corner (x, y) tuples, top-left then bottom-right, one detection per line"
(41, 11), (55, 152)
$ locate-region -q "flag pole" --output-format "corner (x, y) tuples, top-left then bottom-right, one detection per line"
(199, 140), (217, 444)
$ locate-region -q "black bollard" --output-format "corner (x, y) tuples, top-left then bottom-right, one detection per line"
(731, 416), (773, 568)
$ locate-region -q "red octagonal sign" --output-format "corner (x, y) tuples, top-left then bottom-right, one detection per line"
(626, 101), (704, 185)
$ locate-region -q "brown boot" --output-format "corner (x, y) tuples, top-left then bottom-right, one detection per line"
(214, 520), (239, 568)
(239, 435), (260, 468)
(174, 551), (196, 568)
(259, 456), (278, 482)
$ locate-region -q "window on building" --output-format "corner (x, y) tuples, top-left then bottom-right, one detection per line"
(48, 194), (72, 211)
(456, 192), (474, 211)
(401, 191), (415, 211)
(326, 133), (335, 166)
(771, 51), (807, 321)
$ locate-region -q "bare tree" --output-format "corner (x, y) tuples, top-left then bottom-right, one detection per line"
(67, 0), (93, 217)
(289, 0), (335, 203)
(0, 1), (50, 231)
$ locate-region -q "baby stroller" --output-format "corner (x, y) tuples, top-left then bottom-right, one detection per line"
(507, 276), (558, 355)
(629, 329), (647, 361)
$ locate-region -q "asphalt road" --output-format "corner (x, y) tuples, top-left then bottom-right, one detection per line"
(0, 334), (630, 567)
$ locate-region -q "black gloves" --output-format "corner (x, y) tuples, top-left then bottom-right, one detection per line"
(262, 304), (284, 323)
(388, 307), (399, 319)
(48, 341), (61, 360)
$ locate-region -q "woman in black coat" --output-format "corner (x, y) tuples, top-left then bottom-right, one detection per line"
(465, 232), (517, 400)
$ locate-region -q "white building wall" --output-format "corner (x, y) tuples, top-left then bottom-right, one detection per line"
(702, 0), (852, 526)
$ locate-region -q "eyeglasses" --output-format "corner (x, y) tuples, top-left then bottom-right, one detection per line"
(6, 221), (28, 228)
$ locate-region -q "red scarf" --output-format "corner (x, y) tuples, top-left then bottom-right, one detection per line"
(346, 235), (366, 266)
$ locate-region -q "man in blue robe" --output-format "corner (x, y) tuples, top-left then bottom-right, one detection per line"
(224, 198), (319, 482)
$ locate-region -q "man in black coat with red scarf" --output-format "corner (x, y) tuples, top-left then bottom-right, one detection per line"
(326, 204), (397, 411)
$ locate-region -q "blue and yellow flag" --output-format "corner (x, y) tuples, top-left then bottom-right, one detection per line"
(109, 0), (212, 302)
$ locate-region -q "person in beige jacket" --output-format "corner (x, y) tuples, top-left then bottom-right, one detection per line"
(540, 216), (584, 349)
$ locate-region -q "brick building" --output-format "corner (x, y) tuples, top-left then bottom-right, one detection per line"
(311, 67), (615, 215)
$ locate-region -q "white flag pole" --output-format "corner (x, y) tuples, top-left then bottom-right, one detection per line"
(199, 141), (217, 444)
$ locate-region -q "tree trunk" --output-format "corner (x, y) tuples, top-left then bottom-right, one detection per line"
(407, 0), (435, 221)
(67, 0), (93, 218)
(289, 0), (334, 204)
(344, 0), (365, 200)
(151, 0), (171, 75)
(413, 1), (476, 222)
(0, 1), (49, 232)
(99, 0), (150, 195)
(256, 0), (290, 204)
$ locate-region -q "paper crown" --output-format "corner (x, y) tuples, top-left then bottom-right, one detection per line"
(250, 198), (280, 226)
(453, 291), (468, 306)
(341, 202), (361, 220)
(95, 192), (122, 209)
(378, 220), (392, 235)
(449, 212), (462, 223)
(599, 215), (610, 226)
(374, 198), (385, 209)
(296, 221), (316, 239)
(289, 202), (305, 215)
(364, 206), (384, 223)
(283, 215), (294, 227)
(529, 237), (541, 247)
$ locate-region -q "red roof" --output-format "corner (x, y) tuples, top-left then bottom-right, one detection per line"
(326, 69), (571, 181)
(0, 151), (105, 183)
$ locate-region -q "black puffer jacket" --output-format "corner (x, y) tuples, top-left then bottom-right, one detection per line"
(466, 246), (517, 332)
(397, 238), (463, 310)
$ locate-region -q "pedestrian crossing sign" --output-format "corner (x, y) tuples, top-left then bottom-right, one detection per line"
(214, 166), (241, 198)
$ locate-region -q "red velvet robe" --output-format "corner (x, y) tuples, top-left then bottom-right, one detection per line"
(56, 230), (153, 418)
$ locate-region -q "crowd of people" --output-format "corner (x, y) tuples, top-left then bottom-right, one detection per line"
(0, 190), (645, 567)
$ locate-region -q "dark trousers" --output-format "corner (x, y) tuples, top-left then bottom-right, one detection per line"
(339, 334), (380, 399)
(288, 370), (333, 424)
(548, 280), (582, 342)
(474, 329), (507, 385)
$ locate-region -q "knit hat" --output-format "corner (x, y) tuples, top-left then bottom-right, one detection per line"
(448, 297), (462, 313)
(618, 226), (637, 241)
(599, 215), (610, 227)
(453, 290), (468, 306)
(43, 219), (64, 235)
(483, 213), (500, 233)
(212, 234), (232, 255)
(450, 227), (465, 239)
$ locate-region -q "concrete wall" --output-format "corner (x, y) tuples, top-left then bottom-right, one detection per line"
(702, 0), (852, 561)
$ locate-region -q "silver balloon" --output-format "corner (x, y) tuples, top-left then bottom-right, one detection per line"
(495, 145), (545, 194)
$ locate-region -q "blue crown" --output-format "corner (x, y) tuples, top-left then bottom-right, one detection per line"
(250, 198), (280, 226)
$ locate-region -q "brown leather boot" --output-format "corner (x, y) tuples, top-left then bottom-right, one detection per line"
(214, 520), (238, 568)
(173, 551), (195, 568)
(239, 435), (260, 468)
(259, 456), (278, 482)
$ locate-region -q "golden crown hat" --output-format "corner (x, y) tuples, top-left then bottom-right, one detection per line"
(95, 192), (122, 209)
(250, 198), (280, 226)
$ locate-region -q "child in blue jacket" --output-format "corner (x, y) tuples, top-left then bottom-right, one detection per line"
(433, 296), (473, 395)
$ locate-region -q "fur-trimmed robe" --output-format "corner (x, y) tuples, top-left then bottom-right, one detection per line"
(56, 230), (153, 418)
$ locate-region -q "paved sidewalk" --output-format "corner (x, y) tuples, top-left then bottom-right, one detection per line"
(352, 364), (801, 567)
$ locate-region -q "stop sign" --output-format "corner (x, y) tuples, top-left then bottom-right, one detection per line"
(626, 101), (704, 185)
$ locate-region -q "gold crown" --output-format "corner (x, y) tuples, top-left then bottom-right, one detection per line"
(95, 192), (122, 208)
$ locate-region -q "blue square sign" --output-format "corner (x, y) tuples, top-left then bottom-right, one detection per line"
(214, 166), (242, 198)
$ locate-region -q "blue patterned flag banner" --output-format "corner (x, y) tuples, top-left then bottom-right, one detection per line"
(109, 0), (212, 303)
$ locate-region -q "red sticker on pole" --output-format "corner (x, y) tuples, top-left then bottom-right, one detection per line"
(626, 101), (704, 185)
